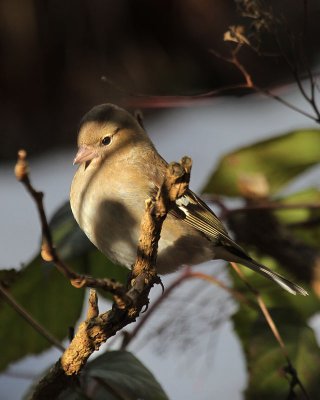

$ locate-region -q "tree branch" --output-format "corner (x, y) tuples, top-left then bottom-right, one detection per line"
(121, 266), (256, 350)
(22, 152), (192, 399)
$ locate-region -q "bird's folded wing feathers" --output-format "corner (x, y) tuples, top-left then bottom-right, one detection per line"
(171, 190), (308, 296)
(171, 189), (245, 252)
(172, 190), (227, 237)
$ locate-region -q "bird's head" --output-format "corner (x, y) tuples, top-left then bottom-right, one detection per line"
(73, 103), (147, 165)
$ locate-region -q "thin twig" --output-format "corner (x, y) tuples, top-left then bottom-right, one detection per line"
(14, 150), (128, 302)
(124, 83), (250, 108)
(298, 0), (320, 121)
(121, 266), (258, 349)
(271, 13), (320, 121)
(103, 54), (320, 121)
(0, 283), (64, 352)
(270, 21), (320, 121)
(230, 262), (310, 400)
(203, 194), (320, 214)
(210, 33), (320, 123)
(257, 85), (318, 121)
(209, 46), (253, 88)
(227, 200), (320, 213)
(188, 271), (253, 307)
(121, 268), (193, 349)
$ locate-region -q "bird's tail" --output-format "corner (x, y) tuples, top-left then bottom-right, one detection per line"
(233, 256), (308, 296)
(216, 246), (308, 296)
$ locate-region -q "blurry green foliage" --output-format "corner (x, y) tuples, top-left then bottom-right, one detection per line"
(203, 129), (320, 196)
(58, 351), (168, 400)
(275, 188), (320, 248)
(203, 128), (320, 398)
(0, 204), (127, 372)
(0, 256), (85, 371)
(1, 128), (320, 398)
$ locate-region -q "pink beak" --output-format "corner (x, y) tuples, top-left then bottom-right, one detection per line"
(73, 146), (98, 165)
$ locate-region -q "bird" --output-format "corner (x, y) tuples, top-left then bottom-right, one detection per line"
(70, 103), (307, 296)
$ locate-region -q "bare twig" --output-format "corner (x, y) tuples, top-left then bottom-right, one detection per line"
(189, 271), (253, 307)
(101, 73), (251, 108)
(210, 44), (320, 122)
(15, 150), (73, 279)
(0, 283), (64, 352)
(209, 45), (254, 88)
(99, 8), (320, 122)
(121, 266), (258, 350)
(297, 0), (320, 121)
(235, 0), (320, 122)
(258, 85), (318, 121)
(102, 54), (320, 121)
(202, 194), (320, 214)
(124, 83), (250, 108)
(14, 150), (128, 301)
(121, 268), (194, 349)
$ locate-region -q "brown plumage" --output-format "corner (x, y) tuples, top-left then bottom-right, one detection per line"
(70, 104), (307, 296)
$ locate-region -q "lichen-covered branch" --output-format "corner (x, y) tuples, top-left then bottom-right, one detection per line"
(20, 151), (192, 399)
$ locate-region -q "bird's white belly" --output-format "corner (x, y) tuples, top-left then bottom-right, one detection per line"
(78, 193), (142, 268)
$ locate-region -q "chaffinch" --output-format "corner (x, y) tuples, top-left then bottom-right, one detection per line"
(70, 104), (307, 296)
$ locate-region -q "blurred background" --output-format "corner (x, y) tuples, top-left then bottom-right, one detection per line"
(2, 1), (320, 399)
(1, 0), (320, 159)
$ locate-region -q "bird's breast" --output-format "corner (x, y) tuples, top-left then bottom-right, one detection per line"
(70, 160), (150, 267)
(70, 160), (214, 272)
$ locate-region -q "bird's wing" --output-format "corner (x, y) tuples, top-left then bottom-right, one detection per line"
(171, 189), (247, 254)
(170, 190), (308, 296)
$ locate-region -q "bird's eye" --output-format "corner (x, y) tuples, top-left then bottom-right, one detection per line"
(101, 136), (111, 146)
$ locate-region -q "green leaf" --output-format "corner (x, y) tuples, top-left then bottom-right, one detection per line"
(58, 351), (169, 400)
(50, 202), (95, 260)
(0, 202), (129, 371)
(87, 252), (128, 291)
(233, 306), (320, 399)
(0, 268), (20, 287)
(275, 188), (320, 248)
(202, 129), (320, 196)
(229, 260), (320, 399)
(83, 350), (169, 400)
(0, 256), (85, 371)
(275, 187), (320, 223)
